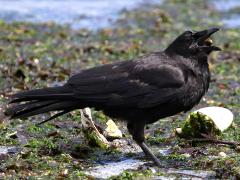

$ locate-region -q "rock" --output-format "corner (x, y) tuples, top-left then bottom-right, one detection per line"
(59, 169), (68, 177)
(235, 146), (240, 152)
(176, 106), (234, 138)
(182, 153), (191, 158)
(176, 112), (220, 138)
(175, 128), (182, 135)
(218, 152), (227, 158)
(104, 119), (122, 139)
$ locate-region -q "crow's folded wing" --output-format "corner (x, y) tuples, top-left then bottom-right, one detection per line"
(67, 60), (185, 108)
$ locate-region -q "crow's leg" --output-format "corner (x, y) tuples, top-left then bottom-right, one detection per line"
(127, 122), (161, 167)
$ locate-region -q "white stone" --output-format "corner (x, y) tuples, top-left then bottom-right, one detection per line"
(218, 151), (227, 157)
(195, 106), (234, 132)
(182, 153), (191, 158)
(175, 128), (182, 135)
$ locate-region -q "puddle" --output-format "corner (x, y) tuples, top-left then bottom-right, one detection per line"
(153, 169), (216, 179)
(0, 146), (20, 155)
(158, 147), (172, 156)
(85, 158), (145, 178)
(84, 159), (217, 179)
(166, 169), (216, 179)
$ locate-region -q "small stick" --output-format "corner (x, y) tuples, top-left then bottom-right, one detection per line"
(188, 133), (240, 147)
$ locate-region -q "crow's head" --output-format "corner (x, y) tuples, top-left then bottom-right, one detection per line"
(165, 28), (221, 57)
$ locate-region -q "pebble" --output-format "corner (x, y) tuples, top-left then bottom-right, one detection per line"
(182, 153), (191, 158)
(218, 152), (227, 158)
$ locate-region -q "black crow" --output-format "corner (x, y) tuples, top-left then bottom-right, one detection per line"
(5, 28), (221, 166)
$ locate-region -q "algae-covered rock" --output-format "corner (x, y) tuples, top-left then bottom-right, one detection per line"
(176, 107), (234, 139)
(176, 112), (220, 138)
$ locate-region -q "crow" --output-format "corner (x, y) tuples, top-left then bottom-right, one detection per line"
(5, 28), (221, 166)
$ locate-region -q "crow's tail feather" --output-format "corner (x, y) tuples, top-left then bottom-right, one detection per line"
(10, 86), (75, 103)
(4, 86), (81, 122)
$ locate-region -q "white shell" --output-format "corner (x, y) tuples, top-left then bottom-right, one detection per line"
(194, 106), (234, 132)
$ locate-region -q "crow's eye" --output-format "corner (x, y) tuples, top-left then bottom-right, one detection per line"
(185, 31), (193, 37)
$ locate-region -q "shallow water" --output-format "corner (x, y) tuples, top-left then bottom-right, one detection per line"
(0, 146), (20, 154)
(84, 158), (217, 179)
(0, 0), (160, 29)
(212, 0), (240, 28)
(0, 0), (239, 29)
(85, 158), (145, 178)
(213, 0), (240, 11)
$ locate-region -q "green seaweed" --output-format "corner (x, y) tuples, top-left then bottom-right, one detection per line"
(179, 112), (221, 138)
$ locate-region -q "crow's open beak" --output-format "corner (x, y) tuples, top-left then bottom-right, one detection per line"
(193, 28), (221, 51)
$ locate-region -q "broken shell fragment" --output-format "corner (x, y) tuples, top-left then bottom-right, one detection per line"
(104, 119), (122, 139)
